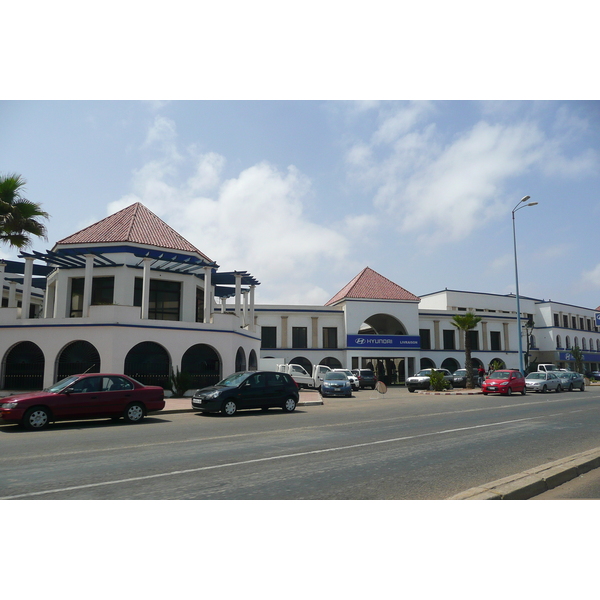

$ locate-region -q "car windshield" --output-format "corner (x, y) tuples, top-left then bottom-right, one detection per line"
(416, 370), (432, 376)
(337, 370), (353, 376)
(527, 373), (544, 379)
(326, 373), (347, 380)
(216, 372), (251, 387)
(453, 370), (467, 376)
(490, 371), (511, 380)
(45, 375), (80, 393)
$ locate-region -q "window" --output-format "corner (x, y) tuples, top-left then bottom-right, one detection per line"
(443, 329), (455, 350)
(563, 315), (569, 328)
(323, 327), (338, 349)
(419, 329), (431, 350)
(588, 319), (592, 331)
(490, 331), (501, 351)
(580, 317), (585, 330)
(134, 278), (181, 321)
(292, 327), (308, 348)
(556, 335), (562, 349)
(572, 316), (577, 329)
(554, 314), (560, 327)
(467, 330), (479, 350)
(566, 336), (571, 349)
(70, 276), (115, 317)
(261, 326), (277, 349)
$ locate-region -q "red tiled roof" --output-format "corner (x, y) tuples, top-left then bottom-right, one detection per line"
(325, 267), (420, 305)
(56, 202), (213, 262)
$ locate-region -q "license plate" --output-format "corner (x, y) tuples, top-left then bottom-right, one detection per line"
(488, 387), (496, 391)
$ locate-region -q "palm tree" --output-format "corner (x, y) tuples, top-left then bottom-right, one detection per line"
(451, 312), (482, 388)
(0, 173), (49, 249)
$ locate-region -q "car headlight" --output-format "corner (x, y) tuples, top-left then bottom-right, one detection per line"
(2, 402), (19, 409)
(201, 391), (221, 400)
(499, 382), (508, 386)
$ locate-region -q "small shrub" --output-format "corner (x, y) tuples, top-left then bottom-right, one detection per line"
(170, 367), (194, 397)
(429, 369), (450, 391)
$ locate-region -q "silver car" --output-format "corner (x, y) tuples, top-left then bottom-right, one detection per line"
(525, 371), (562, 393)
(555, 371), (585, 392)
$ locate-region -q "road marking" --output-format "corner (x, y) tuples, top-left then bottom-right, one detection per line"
(0, 415), (543, 499)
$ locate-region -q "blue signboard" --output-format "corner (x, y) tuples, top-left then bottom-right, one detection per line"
(560, 351), (596, 362)
(347, 334), (420, 349)
(596, 313), (600, 328)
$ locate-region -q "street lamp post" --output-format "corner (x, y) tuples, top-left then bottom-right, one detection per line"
(512, 195), (538, 374)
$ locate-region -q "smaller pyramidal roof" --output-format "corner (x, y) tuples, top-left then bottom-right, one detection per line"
(56, 202), (213, 263)
(326, 267), (420, 306)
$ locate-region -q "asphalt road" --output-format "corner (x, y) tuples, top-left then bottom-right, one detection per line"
(2, 386), (600, 499)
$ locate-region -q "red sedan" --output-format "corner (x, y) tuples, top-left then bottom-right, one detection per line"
(481, 369), (526, 396)
(0, 373), (165, 430)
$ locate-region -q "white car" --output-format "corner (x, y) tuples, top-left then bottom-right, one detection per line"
(332, 369), (359, 391)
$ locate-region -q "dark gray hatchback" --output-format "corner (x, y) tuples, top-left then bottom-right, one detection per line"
(191, 371), (299, 416)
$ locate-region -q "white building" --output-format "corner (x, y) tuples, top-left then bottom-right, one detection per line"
(0, 203), (260, 390)
(2, 203), (600, 391)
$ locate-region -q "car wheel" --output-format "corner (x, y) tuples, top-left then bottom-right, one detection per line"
(282, 398), (297, 412)
(408, 388), (415, 393)
(580, 384), (585, 392)
(222, 400), (237, 416)
(556, 384), (562, 393)
(520, 389), (526, 395)
(124, 402), (145, 423)
(542, 385), (547, 393)
(506, 387), (512, 396)
(23, 406), (51, 430)
(482, 392), (488, 395)
(568, 383), (574, 391)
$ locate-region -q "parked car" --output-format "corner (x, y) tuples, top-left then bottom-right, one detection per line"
(351, 369), (377, 390)
(452, 369), (468, 388)
(332, 369), (359, 391)
(406, 368), (454, 393)
(191, 371), (299, 416)
(0, 373), (165, 430)
(481, 369), (526, 396)
(555, 371), (585, 392)
(589, 371), (600, 381)
(525, 371), (562, 393)
(321, 371), (352, 397)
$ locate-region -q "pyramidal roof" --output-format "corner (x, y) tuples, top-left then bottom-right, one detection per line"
(325, 267), (420, 306)
(56, 202), (213, 262)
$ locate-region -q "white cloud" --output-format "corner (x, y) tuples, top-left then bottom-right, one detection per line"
(112, 126), (351, 304)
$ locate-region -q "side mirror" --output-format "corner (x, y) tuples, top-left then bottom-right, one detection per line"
(63, 387), (74, 394)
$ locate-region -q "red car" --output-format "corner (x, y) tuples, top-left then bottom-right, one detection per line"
(481, 369), (526, 396)
(0, 373), (165, 430)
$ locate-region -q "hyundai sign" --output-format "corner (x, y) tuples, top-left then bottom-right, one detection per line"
(596, 313), (600, 328)
(347, 334), (420, 349)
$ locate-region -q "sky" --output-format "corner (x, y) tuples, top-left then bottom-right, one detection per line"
(2, 99), (600, 309)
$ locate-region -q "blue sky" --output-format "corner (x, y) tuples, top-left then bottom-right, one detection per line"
(2, 100), (600, 308)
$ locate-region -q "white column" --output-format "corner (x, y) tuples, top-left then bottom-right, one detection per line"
(242, 290), (249, 327)
(82, 254), (94, 317)
(221, 296), (227, 313)
(44, 281), (56, 319)
(235, 273), (242, 315)
(20, 257), (34, 319)
(8, 281), (18, 307)
(249, 285), (256, 332)
(0, 262), (5, 306)
(141, 257), (152, 319)
(203, 266), (213, 323)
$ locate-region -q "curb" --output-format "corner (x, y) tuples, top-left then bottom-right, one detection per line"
(447, 447), (600, 499)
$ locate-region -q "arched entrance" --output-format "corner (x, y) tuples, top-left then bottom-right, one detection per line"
(124, 342), (170, 388)
(56, 340), (101, 381)
(248, 349), (258, 371)
(420, 357), (435, 369)
(235, 347), (246, 372)
(320, 357), (342, 369)
(181, 344), (221, 388)
(358, 313), (408, 335)
(2, 341), (45, 390)
(441, 357), (460, 372)
(291, 356), (312, 373)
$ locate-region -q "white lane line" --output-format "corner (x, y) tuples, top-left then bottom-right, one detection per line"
(0, 415), (544, 499)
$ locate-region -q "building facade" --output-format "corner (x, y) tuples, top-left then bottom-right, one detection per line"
(2, 203), (600, 391)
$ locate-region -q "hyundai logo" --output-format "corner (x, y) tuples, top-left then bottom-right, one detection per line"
(355, 337), (367, 345)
